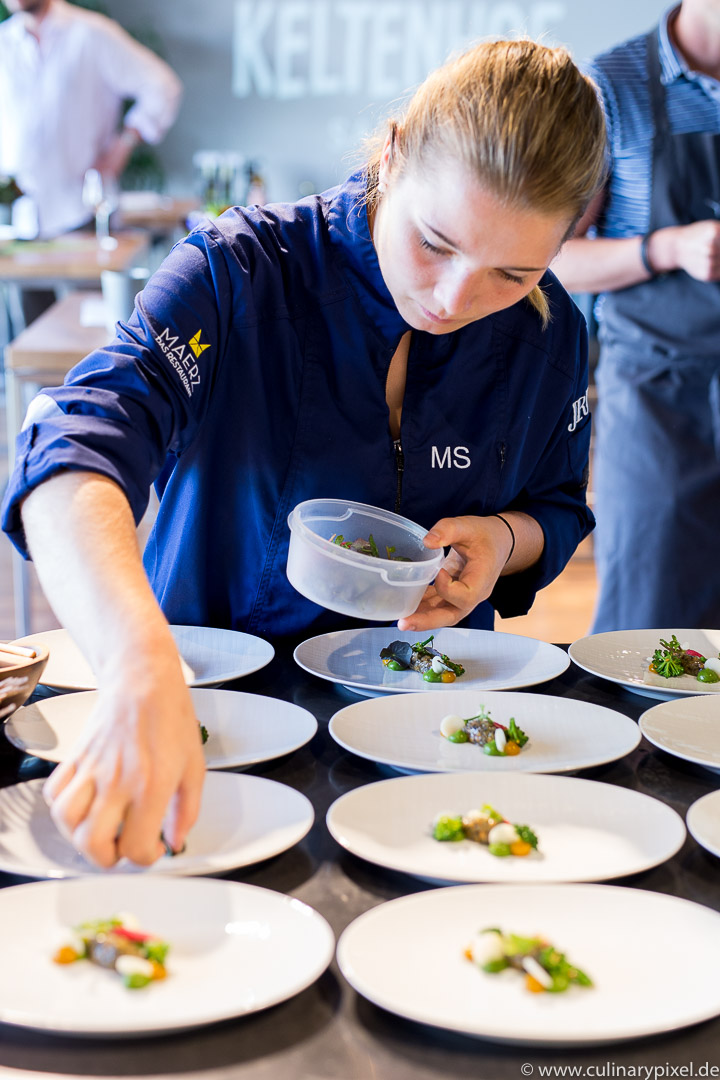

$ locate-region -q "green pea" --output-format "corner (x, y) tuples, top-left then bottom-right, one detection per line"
(482, 958), (509, 973)
(386, 660), (405, 671)
(423, 670), (441, 682)
(448, 729), (469, 743)
(697, 668), (720, 683)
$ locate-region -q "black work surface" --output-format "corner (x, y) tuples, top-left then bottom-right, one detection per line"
(1, 640), (718, 1079)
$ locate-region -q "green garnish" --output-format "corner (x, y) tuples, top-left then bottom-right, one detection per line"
(507, 717), (529, 747)
(651, 635), (688, 679)
(432, 815), (465, 842)
(330, 533), (408, 560)
(472, 930), (593, 993)
(514, 824), (539, 849)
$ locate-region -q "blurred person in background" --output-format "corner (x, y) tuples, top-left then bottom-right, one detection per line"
(0, 0), (182, 317)
(554, 0), (720, 632)
(2, 41), (606, 869)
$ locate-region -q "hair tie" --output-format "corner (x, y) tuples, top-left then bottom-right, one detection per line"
(492, 513), (516, 564)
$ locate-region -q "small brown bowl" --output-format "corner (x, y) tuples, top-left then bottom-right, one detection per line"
(0, 644), (50, 720)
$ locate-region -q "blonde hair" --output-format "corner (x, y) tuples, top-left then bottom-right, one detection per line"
(364, 39), (606, 325)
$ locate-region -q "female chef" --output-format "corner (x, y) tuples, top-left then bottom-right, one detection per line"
(2, 39), (606, 866)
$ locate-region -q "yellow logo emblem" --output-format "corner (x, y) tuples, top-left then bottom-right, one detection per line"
(189, 329), (210, 359)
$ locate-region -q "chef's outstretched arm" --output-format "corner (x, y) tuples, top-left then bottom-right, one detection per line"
(21, 470), (205, 868)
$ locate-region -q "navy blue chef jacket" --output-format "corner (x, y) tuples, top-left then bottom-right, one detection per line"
(1, 173), (594, 638)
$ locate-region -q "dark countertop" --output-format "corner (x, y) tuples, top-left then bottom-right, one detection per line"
(1, 641), (719, 1079)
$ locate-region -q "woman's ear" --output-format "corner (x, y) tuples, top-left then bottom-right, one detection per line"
(378, 123), (401, 192)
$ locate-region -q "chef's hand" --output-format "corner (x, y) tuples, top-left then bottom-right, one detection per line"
(398, 512), (544, 632)
(43, 645), (205, 869)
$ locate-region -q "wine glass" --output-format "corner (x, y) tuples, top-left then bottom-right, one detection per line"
(82, 168), (119, 250)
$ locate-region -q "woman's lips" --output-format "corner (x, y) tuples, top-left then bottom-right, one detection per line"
(418, 304), (453, 325)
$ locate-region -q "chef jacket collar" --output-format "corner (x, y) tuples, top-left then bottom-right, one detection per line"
(326, 170), (411, 345)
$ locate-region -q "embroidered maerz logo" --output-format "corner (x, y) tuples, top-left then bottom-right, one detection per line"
(189, 329), (211, 358)
(154, 326), (205, 398)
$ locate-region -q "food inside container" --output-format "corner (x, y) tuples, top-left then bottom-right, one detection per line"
(286, 499), (443, 620)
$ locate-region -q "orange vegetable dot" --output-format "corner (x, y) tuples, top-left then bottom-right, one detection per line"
(53, 945), (80, 965)
(504, 741), (521, 756)
(510, 840), (532, 857)
(150, 961), (167, 981)
(463, 946), (474, 962)
(526, 974), (545, 993)
(441, 671), (456, 683)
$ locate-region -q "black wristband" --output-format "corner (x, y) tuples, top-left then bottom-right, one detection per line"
(492, 513), (516, 565)
(639, 232), (656, 277)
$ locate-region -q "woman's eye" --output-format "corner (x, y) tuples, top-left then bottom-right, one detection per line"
(498, 269), (526, 285)
(419, 235), (448, 256)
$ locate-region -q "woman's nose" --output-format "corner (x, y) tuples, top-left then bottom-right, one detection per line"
(433, 268), (477, 316)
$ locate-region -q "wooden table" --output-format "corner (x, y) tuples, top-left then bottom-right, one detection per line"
(0, 229), (149, 288)
(4, 291), (112, 636)
(118, 193), (198, 236)
(0, 228), (150, 342)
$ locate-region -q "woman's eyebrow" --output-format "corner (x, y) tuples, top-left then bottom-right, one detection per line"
(420, 219), (462, 250)
(420, 219), (545, 271)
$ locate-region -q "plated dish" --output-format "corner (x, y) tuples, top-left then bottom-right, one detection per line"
(638, 695), (720, 775)
(328, 689), (640, 774)
(294, 627), (569, 696)
(15, 625), (275, 690)
(0, 875), (334, 1035)
(4, 688), (317, 770)
(569, 628), (720, 701)
(0, 772), (314, 879)
(326, 772), (685, 883)
(336, 883), (720, 1045)
(686, 789), (720, 860)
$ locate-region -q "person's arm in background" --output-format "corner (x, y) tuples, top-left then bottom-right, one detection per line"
(91, 16), (183, 181)
(21, 470), (205, 869)
(553, 181), (720, 291)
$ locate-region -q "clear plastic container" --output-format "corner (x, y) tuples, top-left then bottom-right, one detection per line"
(286, 499), (443, 620)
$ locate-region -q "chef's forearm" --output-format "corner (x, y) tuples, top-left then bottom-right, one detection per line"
(21, 471), (176, 686)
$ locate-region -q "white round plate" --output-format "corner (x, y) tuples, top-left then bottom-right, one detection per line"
(569, 628), (720, 701)
(0, 772), (313, 879)
(0, 875), (334, 1035)
(15, 625), (275, 690)
(328, 689), (640, 774)
(687, 790), (720, 859)
(337, 883), (720, 1045)
(4, 688), (317, 770)
(294, 627), (569, 696)
(639, 694), (720, 774)
(326, 772), (684, 883)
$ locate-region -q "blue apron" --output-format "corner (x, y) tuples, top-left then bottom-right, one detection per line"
(591, 29), (720, 632)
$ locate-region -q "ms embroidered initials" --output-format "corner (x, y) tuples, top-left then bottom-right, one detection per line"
(568, 393), (589, 432)
(431, 446), (471, 469)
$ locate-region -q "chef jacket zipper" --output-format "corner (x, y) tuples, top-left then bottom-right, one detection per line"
(394, 438), (404, 513)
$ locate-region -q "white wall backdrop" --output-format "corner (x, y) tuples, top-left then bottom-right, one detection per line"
(104, 0), (668, 202)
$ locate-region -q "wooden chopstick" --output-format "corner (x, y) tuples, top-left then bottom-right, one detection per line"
(0, 641), (37, 660)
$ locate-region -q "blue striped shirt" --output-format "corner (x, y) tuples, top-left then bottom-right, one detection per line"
(589, 5), (720, 238)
